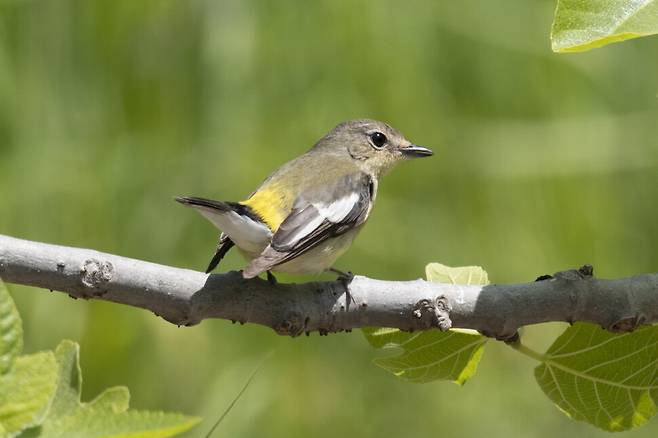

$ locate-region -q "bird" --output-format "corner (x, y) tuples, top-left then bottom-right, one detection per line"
(176, 119), (433, 282)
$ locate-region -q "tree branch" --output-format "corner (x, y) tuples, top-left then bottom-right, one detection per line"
(1, 234), (657, 338)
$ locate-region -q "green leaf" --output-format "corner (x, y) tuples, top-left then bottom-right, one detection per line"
(535, 323), (658, 431)
(425, 263), (489, 286)
(31, 408), (201, 438)
(0, 351), (59, 437)
(551, 0), (658, 52)
(48, 340), (85, 418)
(362, 263), (488, 384)
(21, 340), (200, 438)
(0, 279), (23, 374)
(363, 327), (486, 384)
(0, 280), (59, 437)
(0, 285), (199, 437)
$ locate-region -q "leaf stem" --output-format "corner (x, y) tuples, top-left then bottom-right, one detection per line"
(510, 341), (546, 362)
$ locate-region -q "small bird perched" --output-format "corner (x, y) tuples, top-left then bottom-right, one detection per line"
(176, 119), (432, 281)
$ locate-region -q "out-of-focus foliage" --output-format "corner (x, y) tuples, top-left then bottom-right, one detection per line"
(0, 351), (58, 437)
(1, 0), (657, 436)
(552, 0), (658, 52)
(363, 264), (488, 384)
(23, 341), (200, 438)
(0, 279), (58, 437)
(0, 278), (22, 374)
(0, 282), (200, 438)
(535, 323), (658, 431)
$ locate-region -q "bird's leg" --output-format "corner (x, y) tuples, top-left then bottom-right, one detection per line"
(266, 270), (278, 285)
(329, 268), (355, 305)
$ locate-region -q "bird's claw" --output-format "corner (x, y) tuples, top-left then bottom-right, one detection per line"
(330, 268), (356, 305)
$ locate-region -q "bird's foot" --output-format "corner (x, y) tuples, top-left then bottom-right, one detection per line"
(329, 268), (354, 285)
(329, 268), (356, 305)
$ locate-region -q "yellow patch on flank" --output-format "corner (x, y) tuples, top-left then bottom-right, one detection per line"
(241, 187), (289, 231)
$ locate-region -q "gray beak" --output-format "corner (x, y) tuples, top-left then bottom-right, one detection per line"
(400, 144), (434, 158)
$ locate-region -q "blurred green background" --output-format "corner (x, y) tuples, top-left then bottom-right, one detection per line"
(1, 0), (657, 436)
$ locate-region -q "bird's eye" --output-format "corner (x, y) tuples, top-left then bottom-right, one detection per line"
(369, 132), (387, 149)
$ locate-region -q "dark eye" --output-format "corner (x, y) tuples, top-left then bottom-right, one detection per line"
(369, 132), (387, 149)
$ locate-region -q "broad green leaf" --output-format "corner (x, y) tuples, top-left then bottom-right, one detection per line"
(535, 323), (658, 431)
(47, 341), (85, 418)
(0, 281), (58, 437)
(363, 327), (486, 384)
(22, 340), (200, 438)
(425, 263), (489, 286)
(0, 351), (58, 437)
(552, 0), (658, 52)
(362, 263), (488, 384)
(29, 408), (201, 438)
(0, 279), (23, 374)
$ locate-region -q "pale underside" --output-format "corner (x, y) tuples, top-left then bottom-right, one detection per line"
(238, 227), (360, 274)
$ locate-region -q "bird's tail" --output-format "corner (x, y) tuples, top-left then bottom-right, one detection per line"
(176, 197), (237, 273)
(175, 196), (234, 213)
(175, 195), (273, 270)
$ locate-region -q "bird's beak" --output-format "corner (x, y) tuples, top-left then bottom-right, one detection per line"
(399, 144), (434, 158)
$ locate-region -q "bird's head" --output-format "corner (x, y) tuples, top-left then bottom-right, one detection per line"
(315, 119), (433, 176)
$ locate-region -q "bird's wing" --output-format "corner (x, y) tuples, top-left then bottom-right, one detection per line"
(243, 173), (374, 278)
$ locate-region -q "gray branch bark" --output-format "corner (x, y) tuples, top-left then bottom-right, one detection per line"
(1, 234), (657, 338)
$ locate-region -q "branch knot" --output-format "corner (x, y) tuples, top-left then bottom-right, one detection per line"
(554, 264), (594, 281)
(275, 311), (305, 337)
(413, 296), (452, 331)
(80, 258), (114, 296)
(609, 314), (646, 333)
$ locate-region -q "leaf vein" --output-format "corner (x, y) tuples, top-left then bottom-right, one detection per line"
(549, 331), (632, 359)
(396, 339), (485, 372)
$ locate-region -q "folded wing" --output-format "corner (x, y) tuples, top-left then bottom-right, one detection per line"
(243, 173), (374, 278)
